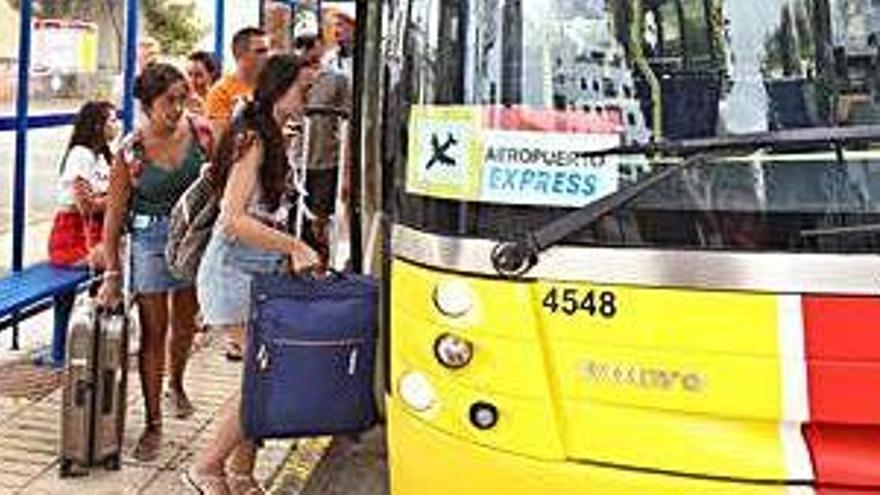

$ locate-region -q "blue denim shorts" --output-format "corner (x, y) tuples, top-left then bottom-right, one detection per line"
(196, 230), (287, 327)
(129, 215), (191, 295)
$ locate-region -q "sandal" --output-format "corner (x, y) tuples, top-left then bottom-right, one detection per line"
(166, 388), (196, 419)
(227, 473), (264, 495)
(225, 342), (243, 362)
(182, 467), (231, 495)
(132, 427), (162, 462)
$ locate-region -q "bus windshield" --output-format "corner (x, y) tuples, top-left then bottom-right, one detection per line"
(389, 0), (880, 253)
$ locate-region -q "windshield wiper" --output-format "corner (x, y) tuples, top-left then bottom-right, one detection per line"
(801, 223), (880, 238)
(491, 126), (880, 278)
(577, 125), (880, 160)
(490, 153), (709, 277)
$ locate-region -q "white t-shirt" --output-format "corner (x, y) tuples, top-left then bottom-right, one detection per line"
(57, 145), (111, 208)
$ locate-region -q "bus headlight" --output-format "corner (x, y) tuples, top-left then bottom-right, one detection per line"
(398, 371), (436, 412)
(434, 333), (474, 369)
(433, 280), (474, 318)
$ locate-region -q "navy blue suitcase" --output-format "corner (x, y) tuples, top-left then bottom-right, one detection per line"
(242, 272), (379, 440)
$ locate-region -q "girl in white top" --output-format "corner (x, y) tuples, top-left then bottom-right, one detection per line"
(56, 145), (111, 208)
(48, 101), (120, 268)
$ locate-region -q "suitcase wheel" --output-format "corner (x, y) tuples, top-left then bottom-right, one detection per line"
(104, 454), (122, 471)
(59, 458), (74, 478)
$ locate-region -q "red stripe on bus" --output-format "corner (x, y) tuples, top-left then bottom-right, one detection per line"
(804, 424), (880, 489)
(807, 360), (880, 423)
(802, 297), (880, 360)
(816, 489), (880, 495)
(803, 296), (880, 422)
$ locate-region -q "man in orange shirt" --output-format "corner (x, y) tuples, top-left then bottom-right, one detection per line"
(205, 27), (270, 138)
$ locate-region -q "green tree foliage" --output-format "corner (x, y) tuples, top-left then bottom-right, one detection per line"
(763, 0), (818, 77)
(778, 5), (799, 75)
(7, 0), (202, 58)
(142, 0), (204, 57)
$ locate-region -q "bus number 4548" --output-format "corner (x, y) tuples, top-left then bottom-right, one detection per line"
(542, 288), (618, 318)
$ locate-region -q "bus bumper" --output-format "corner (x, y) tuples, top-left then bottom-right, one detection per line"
(387, 398), (804, 495)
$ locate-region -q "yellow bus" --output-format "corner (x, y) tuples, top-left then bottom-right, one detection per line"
(373, 1), (880, 493)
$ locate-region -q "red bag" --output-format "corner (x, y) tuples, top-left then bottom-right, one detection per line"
(49, 211), (103, 267)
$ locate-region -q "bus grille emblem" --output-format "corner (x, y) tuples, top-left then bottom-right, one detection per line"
(581, 360), (707, 393)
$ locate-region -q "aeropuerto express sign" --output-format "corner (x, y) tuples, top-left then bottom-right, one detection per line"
(406, 105), (622, 208)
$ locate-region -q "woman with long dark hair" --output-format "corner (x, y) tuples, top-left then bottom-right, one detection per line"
(48, 101), (119, 268)
(98, 63), (214, 462)
(183, 54), (318, 495)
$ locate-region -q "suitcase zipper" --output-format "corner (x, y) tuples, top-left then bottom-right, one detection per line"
(271, 337), (367, 347)
(256, 338), (369, 375)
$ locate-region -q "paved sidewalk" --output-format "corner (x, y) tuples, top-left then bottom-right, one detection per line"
(275, 428), (388, 495)
(0, 336), (329, 494)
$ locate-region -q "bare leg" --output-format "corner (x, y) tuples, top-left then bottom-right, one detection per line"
(133, 293), (169, 461)
(194, 326), (247, 473)
(196, 390), (245, 473)
(228, 441), (257, 475)
(167, 288), (198, 418)
(195, 324), (261, 495)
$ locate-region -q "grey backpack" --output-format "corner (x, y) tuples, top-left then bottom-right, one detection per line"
(165, 173), (220, 282)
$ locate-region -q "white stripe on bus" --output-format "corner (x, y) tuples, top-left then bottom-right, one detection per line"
(777, 294), (814, 481)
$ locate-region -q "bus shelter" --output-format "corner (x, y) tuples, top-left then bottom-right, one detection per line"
(0, 0), (357, 360)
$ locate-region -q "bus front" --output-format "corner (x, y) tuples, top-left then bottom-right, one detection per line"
(382, 1), (880, 493)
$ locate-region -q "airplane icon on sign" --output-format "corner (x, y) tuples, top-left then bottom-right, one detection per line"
(425, 133), (459, 170)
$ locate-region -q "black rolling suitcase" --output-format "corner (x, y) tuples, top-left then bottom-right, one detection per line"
(59, 300), (129, 477)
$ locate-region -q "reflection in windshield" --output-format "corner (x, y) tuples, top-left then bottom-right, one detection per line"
(391, 0), (880, 253)
(407, 0), (880, 139)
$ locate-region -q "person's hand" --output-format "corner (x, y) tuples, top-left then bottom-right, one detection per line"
(289, 243), (320, 275)
(96, 274), (123, 308)
(72, 177), (96, 215)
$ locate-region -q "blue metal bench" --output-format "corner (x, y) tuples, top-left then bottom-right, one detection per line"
(0, 262), (94, 366)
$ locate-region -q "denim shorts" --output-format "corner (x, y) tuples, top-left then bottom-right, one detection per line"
(129, 215), (191, 295)
(196, 229), (287, 327)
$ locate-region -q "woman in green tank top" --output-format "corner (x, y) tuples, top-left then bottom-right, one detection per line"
(97, 63), (214, 462)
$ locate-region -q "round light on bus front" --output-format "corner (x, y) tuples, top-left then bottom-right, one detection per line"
(469, 402), (499, 430)
(434, 333), (474, 369)
(433, 280), (474, 318)
(398, 371), (436, 412)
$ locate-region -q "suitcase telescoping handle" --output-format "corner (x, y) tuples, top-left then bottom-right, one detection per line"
(295, 105), (352, 271)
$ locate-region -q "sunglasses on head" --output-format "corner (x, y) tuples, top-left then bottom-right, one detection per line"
(294, 37), (318, 51)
